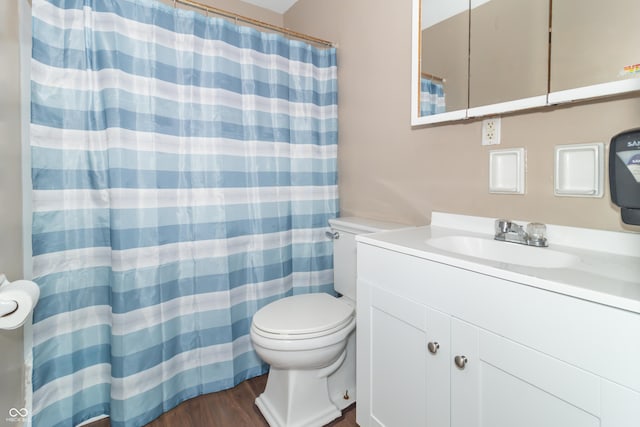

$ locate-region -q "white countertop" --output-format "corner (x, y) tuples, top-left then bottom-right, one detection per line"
(356, 212), (640, 314)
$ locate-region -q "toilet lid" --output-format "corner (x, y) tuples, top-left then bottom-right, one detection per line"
(252, 293), (354, 336)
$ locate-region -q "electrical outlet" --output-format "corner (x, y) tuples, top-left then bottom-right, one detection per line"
(482, 117), (501, 145)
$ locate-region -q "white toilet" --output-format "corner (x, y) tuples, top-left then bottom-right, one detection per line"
(250, 217), (404, 427)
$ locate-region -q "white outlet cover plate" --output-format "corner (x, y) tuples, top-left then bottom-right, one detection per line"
(489, 148), (525, 194)
(554, 143), (604, 197)
(482, 117), (501, 145)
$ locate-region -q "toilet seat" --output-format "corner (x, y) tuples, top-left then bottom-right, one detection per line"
(252, 293), (354, 340)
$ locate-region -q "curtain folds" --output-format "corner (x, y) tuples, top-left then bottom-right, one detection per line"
(30, 0), (338, 425)
(420, 77), (446, 116)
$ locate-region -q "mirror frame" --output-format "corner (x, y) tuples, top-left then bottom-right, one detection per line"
(411, 0), (640, 127)
(548, 78), (640, 105)
(411, 0), (466, 125)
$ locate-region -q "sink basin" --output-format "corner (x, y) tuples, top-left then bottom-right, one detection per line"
(426, 236), (580, 269)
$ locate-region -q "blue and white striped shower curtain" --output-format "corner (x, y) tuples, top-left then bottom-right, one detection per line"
(30, 0), (338, 425)
(420, 77), (445, 116)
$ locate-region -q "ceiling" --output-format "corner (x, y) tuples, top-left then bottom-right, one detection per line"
(241, 0), (299, 14)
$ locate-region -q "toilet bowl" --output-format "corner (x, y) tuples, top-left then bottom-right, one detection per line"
(251, 293), (355, 369)
(251, 293), (356, 427)
(250, 217), (406, 427)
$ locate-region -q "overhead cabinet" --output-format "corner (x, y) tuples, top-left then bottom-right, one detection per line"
(412, 0), (640, 125)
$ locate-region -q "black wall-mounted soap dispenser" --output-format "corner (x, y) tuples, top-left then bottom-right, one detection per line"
(609, 128), (640, 225)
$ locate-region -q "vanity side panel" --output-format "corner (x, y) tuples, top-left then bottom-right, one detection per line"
(356, 250), (373, 427)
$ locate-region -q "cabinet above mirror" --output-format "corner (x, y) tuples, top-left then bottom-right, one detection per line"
(468, 0), (548, 115)
(549, 0), (640, 103)
(412, 0), (640, 126)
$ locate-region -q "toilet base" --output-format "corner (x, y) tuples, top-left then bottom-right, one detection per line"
(328, 329), (356, 410)
(255, 366), (342, 427)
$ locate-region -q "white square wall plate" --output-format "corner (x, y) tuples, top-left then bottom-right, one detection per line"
(489, 148), (525, 194)
(554, 143), (604, 197)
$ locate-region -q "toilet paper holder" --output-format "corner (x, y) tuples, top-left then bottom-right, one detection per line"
(0, 300), (18, 317)
(0, 274), (40, 329)
(0, 274), (19, 317)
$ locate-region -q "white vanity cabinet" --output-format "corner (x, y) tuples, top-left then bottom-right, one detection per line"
(356, 241), (640, 427)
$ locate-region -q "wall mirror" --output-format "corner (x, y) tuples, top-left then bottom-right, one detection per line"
(467, 0), (548, 114)
(412, 0), (640, 126)
(417, 0), (469, 122)
(548, 0), (640, 103)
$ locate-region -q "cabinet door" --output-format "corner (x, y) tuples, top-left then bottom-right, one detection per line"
(366, 286), (452, 427)
(451, 318), (601, 427)
(369, 287), (427, 426)
(425, 307), (451, 427)
(450, 317), (479, 427)
(601, 380), (640, 427)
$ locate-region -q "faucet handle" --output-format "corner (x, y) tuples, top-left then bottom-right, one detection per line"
(526, 222), (548, 246)
(495, 219), (510, 234)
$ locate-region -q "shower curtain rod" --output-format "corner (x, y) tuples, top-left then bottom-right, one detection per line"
(421, 71), (445, 83)
(172, 0), (335, 47)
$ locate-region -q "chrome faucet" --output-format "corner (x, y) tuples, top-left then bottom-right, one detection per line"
(494, 219), (548, 247)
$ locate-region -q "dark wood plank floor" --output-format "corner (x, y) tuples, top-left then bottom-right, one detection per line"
(88, 374), (357, 427)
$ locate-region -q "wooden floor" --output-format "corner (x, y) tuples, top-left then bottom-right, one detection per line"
(89, 374), (357, 427)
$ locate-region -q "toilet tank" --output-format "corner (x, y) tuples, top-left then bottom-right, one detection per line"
(328, 217), (407, 301)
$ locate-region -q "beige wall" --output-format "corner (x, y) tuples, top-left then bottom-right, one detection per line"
(0, 0), (26, 422)
(285, 0), (640, 233)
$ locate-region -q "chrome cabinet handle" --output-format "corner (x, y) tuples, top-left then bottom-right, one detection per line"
(427, 342), (440, 355)
(325, 230), (339, 239)
(454, 355), (468, 370)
